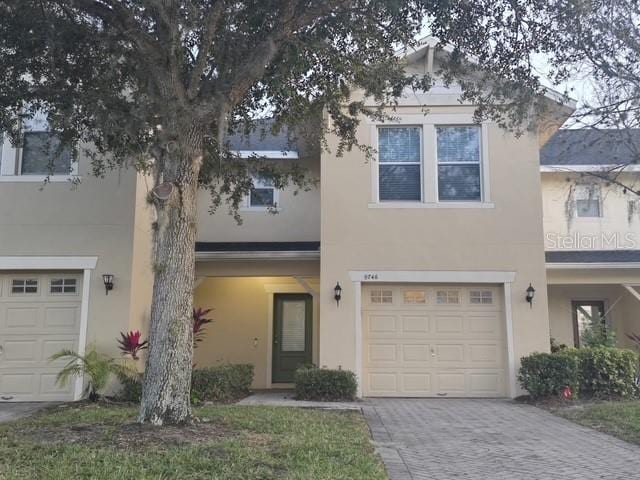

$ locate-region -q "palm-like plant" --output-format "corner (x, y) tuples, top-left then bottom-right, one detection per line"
(50, 345), (128, 401)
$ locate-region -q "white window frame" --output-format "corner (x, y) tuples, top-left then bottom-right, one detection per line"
(369, 114), (492, 209)
(241, 176), (280, 211)
(435, 124), (483, 203)
(376, 125), (424, 203)
(574, 184), (602, 218)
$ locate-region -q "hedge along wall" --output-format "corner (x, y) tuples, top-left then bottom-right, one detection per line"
(519, 347), (639, 399)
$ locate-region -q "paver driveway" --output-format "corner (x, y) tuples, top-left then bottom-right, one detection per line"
(364, 398), (640, 480)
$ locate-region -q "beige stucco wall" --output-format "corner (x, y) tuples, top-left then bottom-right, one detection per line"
(195, 140), (321, 243)
(548, 284), (639, 349)
(543, 172), (640, 250)
(319, 104), (551, 396)
(193, 276), (320, 389)
(0, 154), (151, 360)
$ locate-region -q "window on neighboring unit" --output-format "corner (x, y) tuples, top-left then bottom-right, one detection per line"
(575, 185), (602, 218)
(572, 301), (606, 347)
(403, 290), (426, 304)
(436, 126), (482, 201)
(21, 132), (74, 175)
(436, 290), (460, 304)
(20, 111), (74, 175)
(378, 126), (422, 201)
(371, 290), (393, 304)
(11, 279), (38, 294)
(247, 176), (278, 208)
(470, 290), (493, 304)
(50, 278), (78, 294)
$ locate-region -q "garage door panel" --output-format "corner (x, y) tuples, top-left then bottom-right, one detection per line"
(434, 315), (464, 334)
(4, 307), (39, 328)
(367, 372), (398, 395)
(434, 344), (465, 363)
(3, 340), (37, 361)
(45, 306), (79, 329)
(470, 373), (502, 395)
(468, 344), (501, 363)
(401, 344), (430, 362)
(0, 273), (81, 402)
(366, 314), (397, 335)
(367, 343), (398, 363)
(401, 373), (432, 394)
(363, 284), (506, 398)
(436, 372), (466, 393)
(401, 315), (430, 334)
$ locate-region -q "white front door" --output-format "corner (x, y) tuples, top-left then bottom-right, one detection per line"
(0, 273), (82, 401)
(362, 284), (506, 397)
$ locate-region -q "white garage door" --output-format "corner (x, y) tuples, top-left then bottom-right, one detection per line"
(0, 273), (82, 401)
(362, 284), (506, 397)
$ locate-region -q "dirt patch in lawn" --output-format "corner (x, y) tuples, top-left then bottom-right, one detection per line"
(16, 419), (236, 452)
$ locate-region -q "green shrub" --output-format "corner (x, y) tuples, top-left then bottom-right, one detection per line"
(573, 347), (638, 398)
(294, 367), (357, 401)
(115, 364), (254, 404)
(116, 371), (143, 403)
(518, 352), (579, 399)
(191, 364), (254, 404)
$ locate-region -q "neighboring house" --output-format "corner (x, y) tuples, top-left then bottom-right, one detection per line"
(541, 129), (640, 350)
(2, 40), (614, 403)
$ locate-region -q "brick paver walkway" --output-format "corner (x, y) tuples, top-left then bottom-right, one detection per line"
(363, 398), (640, 480)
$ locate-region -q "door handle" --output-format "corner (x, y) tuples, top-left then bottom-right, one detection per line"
(1, 396), (13, 401)
(430, 348), (435, 357)
(0, 345), (4, 355)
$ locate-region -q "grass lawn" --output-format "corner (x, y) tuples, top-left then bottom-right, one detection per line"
(551, 400), (640, 445)
(0, 403), (386, 480)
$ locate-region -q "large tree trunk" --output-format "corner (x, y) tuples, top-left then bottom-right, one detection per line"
(139, 126), (203, 425)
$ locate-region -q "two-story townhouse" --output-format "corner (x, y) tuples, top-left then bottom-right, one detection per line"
(1, 40), (575, 402)
(541, 129), (640, 350)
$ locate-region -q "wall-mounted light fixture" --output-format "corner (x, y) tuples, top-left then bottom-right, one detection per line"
(334, 282), (342, 306)
(102, 274), (114, 295)
(525, 283), (535, 308)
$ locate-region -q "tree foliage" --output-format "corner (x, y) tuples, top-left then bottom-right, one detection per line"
(0, 0), (572, 424)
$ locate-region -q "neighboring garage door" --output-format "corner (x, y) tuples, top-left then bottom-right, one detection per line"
(0, 272), (82, 401)
(362, 284), (506, 397)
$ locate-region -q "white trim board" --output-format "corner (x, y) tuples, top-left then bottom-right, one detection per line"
(196, 251), (319, 261)
(541, 165), (640, 173)
(546, 262), (640, 270)
(349, 270), (516, 284)
(0, 256), (98, 270)
(233, 150), (298, 159)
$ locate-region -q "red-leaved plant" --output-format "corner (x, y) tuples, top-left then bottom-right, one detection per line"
(193, 308), (213, 347)
(117, 330), (148, 360)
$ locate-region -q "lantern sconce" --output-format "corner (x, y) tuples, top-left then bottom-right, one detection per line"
(525, 283), (535, 308)
(334, 282), (342, 306)
(102, 274), (114, 295)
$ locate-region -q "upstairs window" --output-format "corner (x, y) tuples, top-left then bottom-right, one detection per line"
(0, 110), (75, 177)
(246, 176), (278, 208)
(436, 126), (482, 201)
(378, 127), (422, 201)
(575, 185), (601, 218)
